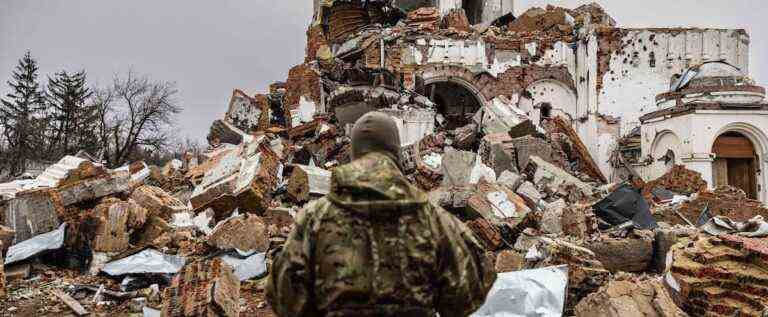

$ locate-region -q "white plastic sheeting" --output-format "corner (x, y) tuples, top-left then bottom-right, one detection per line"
(471, 265), (569, 317)
(102, 249), (186, 276)
(5, 223), (67, 265)
(220, 252), (268, 281)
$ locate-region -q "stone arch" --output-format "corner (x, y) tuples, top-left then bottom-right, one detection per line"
(651, 130), (682, 163)
(708, 122), (768, 201)
(418, 64), (490, 106)
(649, 130), (683, 178)
(708, 122), (768, 158)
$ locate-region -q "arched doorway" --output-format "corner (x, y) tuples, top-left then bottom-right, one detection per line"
(712, 131), (759, 199)
(424, 81), (484, 129)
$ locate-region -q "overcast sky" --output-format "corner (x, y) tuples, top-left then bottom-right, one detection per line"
(2, 0), (766, 143)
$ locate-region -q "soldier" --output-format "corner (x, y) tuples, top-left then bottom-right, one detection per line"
(267, 111), (495, 317)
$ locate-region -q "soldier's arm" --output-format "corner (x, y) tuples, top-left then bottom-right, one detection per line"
(266, 204), (319, 317)
(433, 207), (496, 317)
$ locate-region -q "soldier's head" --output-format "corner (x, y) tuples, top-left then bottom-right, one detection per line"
(351, 111), (402, 168)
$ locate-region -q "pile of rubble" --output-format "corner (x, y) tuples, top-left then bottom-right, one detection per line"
(1, 1), (767, 316)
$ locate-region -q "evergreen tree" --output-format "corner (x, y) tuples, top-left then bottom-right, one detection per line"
(46, 70), (97, 156)
(0, 51), (46, 175)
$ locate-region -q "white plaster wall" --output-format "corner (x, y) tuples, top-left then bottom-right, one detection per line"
(640, 110), (768, 202)
(526, 79), (578, 122)
(380, 108), (437, 146)
(598, 29), (750, 134)
(481, 0), (514, 24)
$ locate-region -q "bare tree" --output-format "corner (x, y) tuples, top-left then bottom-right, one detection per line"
(93, 70), (181, 168)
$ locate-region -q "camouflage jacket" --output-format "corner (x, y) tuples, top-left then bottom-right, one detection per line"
(267, 152), (495, 317)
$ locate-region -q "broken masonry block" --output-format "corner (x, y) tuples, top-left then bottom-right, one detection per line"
(161, 258), (240, 317)
(131, 185), (188, 220)
(286, 164), (331, 203)
(494, 249), (525, 273)
(4, 189), (62, 244)
(467, 181), (531, 225)
(36, 155), (108, 188)
(527, 156), (595, 201)
(208, 119), (246, 146)
(441, 8), (470, 32)
(133, 215), (172, 248)
(406, 6), (440, 33)
(466, 218), (503, 251)
(667, 234), (768, 316)
(539, 199), (567, 235)
(0, 225), (15, 253)
(515, 181), (542, 210)
(512, 136), (553, 172)
(57, 171), (130, 206)
(91, 200), (148, 253)
(207, 214), (269, 253)
(586, 230), (654, 273)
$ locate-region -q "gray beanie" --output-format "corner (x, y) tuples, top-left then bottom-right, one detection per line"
(351, 111), (402, 168)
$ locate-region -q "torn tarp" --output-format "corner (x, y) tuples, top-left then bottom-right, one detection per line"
(700, 215), (768, 237)
(5, 223), (66, 265)
(101, 249), (186, 276)
(470, 265), (569, 317)
(593, 184), (657, 230)
(220, 251), (267, 281)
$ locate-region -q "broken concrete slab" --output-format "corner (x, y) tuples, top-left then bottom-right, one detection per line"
(57, 171), (130, 206)
(478, 133), (517, 177)
(161, 258), (240, 317)
(131, 185), (188, 219)
(207, 214), (269, 253)
(4, 189), (63, 244)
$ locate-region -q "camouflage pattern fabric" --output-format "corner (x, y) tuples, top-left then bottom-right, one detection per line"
(267, 152), (495, 317)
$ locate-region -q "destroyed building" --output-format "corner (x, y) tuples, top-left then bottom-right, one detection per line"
(1, 1), (768, 316)
(212, 0), (762, 203)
